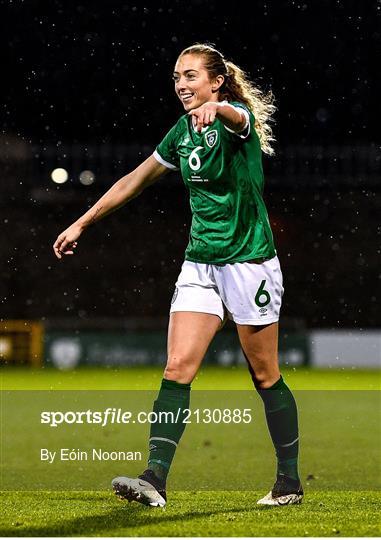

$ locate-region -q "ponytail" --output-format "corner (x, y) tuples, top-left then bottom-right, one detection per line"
(223, 61), (276, 156)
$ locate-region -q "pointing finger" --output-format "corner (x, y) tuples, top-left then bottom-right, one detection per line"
(53, 245), (62, 259)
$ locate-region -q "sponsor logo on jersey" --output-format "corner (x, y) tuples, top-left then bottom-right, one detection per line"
(205, 129), (218, 148)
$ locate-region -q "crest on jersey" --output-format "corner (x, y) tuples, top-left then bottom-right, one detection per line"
(205, 129), (218, 148)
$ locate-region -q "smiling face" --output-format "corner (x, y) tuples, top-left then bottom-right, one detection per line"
(173, 54), (224, 111)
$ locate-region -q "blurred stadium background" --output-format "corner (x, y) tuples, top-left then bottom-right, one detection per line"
(0, 0), (380, 373)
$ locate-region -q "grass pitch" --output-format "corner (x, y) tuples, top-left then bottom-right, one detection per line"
(2, 364), (380, 390)
(1, 366), (380, 537)
(1, 490), (380, 537)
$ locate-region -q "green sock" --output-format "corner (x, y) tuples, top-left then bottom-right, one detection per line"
(257, 376), (300, 481)
(148, 378), (190, 483)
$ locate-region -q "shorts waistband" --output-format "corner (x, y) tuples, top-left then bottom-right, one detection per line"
(246, 257), (272, 264)
(212, 256), (273, 267)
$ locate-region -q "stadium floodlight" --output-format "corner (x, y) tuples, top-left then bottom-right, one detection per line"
(79, 170), (95, 185)
(51, 168), (69, 184)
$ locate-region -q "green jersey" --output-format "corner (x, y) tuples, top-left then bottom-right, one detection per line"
(154, 101), (276, 264)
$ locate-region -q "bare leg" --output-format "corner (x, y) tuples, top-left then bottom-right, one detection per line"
(165, 311), (222, 383)
(236, 322), (280, 389)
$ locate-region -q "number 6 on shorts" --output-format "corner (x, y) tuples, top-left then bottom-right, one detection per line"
(255, 279), (271, 307)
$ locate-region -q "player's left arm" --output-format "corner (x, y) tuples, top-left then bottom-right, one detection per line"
(189, 102), (248, 133)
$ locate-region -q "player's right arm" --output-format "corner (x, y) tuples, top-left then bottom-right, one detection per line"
(53, 155), (168, 259)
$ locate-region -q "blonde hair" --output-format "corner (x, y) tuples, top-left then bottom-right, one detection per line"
(178, 43), (276, 156)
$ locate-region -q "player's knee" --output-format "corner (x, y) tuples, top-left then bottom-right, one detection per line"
(164, 357), (194, 384)
(249, 363), (280, 389)
(253, 370), (280, 389)
(255, 377), (279, 389)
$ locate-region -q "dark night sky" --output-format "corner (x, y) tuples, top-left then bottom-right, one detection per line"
(1, 0), (379, 327)
(2, 0), (379, 147)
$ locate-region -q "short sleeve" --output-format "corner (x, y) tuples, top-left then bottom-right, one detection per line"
(154, 124), (180, 170)
(224, 102), (254, 140)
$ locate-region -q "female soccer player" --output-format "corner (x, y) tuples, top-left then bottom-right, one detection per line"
(53, 43), (303, 507)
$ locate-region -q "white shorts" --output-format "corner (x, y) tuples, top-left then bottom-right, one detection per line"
(170, 256), (284, 325)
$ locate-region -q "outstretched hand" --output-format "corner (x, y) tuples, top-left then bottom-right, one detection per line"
(53, 223), (83, 259)
(189, 102), (220, 133)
